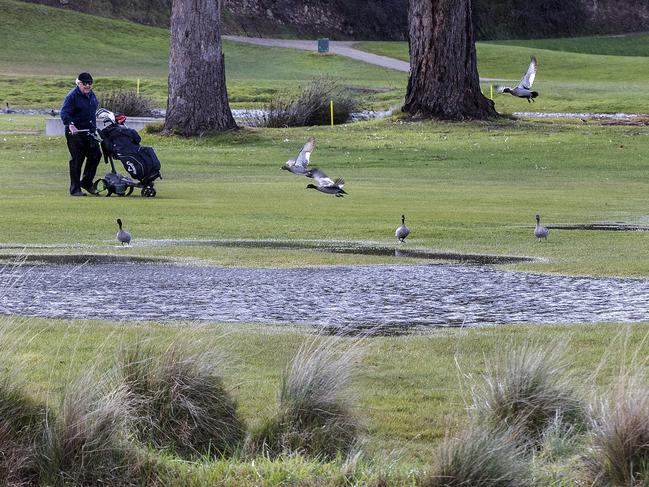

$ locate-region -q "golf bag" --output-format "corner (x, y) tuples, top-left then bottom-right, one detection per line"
(94, 108), (161, 197)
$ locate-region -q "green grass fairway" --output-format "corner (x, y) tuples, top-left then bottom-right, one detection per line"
(2, 114), (649, 277)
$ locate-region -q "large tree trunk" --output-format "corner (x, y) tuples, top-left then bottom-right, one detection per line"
(403, 0), (498, 120)
(164, 0), (236, 136)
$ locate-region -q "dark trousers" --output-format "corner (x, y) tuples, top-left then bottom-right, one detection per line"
(65, 131), (101, 194)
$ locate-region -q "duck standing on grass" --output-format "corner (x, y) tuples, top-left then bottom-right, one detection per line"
(306, 168), (347, 197)
(281, 136), (317, 177)
(495, 56), (539, 103)
(116, 218), (132, 246)
(396, 215), (410, 243)
(534, 214), (549, 241)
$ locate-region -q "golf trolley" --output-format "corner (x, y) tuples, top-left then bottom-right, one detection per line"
(92, 109), (161, 197)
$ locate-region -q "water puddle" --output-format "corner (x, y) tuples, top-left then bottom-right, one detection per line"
(2, 262), (648, 332)
(136, 239), (536, 265)
(548, 223), (649, 232)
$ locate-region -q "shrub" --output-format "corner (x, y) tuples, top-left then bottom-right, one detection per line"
(251, 333), (365, 460)
(38, 371), (140, 486)
(469, 340), (586, 446)
(98, 89), (154, 117)
(422, 425), (531, 487)
(119, 340), (245, 459)
(257, 77), (362, 127)
(585, 371), (649, 486)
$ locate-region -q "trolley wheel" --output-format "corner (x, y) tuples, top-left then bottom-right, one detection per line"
(93, 179), (109, 196)
(141, 186), (156, 197)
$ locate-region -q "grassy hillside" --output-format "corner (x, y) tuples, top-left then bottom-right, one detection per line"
(490, 32), (649, 57)
(0, 0), (405, 108)
(353, 40), (649, 113)
(3, 0), (649, 114)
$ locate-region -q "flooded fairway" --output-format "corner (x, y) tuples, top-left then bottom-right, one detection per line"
(2, 261), (649, 331)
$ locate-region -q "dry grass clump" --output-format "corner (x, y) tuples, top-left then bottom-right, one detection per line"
(469, 340), (586, 446)
(251, 333), (365, 460)
(119, 340), (245, 459)
(585, 370), (649, 486)
(422, 425), (531, 487)
(98, 89), (154, 117)
(257, 77), (361, 127)
(38, 371), (140, 486)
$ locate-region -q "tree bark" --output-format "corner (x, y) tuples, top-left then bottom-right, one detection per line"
(403, 0), (498, 120)
(164, 0), (237, 136)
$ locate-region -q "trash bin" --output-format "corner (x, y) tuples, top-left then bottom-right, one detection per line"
(317, 38), (329, 53)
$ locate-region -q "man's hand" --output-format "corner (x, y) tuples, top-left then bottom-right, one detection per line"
(68, 123), (78, 134)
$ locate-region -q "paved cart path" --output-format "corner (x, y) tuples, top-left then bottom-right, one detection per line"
(224, 35), (504, 81)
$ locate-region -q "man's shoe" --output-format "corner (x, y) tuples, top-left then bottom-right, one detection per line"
(70, 190), (86, 197)
(81, 185), (99, 196)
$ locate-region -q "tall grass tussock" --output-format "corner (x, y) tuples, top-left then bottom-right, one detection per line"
(98, 89), (154, 117)
(38, 370), (141, 486)
(423, 425), (531, 487)
(251, 333), (366, 460)
(585, 366), (649, 486)
(257, 77), (362, 127)
(468, 340), (586, 446)
(119, 340), (245, 459)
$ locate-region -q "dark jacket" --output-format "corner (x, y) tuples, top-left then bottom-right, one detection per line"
(60, 86), (98, 131)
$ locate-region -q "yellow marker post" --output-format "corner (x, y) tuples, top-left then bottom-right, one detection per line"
(490, 84), (493, 100)
(136, 78), (140, 95)
(330, 100), (334, 127)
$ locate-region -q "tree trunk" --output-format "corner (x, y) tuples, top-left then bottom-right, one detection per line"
(403, 0), (498, 120)
(164, 0), (236, 136)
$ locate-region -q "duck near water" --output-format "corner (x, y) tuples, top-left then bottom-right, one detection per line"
(496, 56), (539, 103)
(534, 214), (549, 241)
(116, 218), (132, 246)
(396, 215), (410, 243)
(306, 168), (347, 197)
(281, 136), (317, 177)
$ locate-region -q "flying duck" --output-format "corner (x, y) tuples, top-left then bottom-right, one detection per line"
(281, 136), (317, 177)
(496, 56), (538, 103)
(395, 215), (410, 243)
(116, 218), (132, 246)
(534, 214), (549, 241)
(305, 168), (347, 197)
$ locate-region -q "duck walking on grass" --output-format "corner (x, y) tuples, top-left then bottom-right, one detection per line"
(534, 214), (549, 241)
(281, 136), (317, 177)
(496, 56), (539, 103)
(116, 218), (132, 246)
(396, 215), (410, 243)
(306, 168), (347, 197)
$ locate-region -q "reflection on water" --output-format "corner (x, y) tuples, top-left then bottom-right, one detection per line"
(2, 263), (649, 331)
